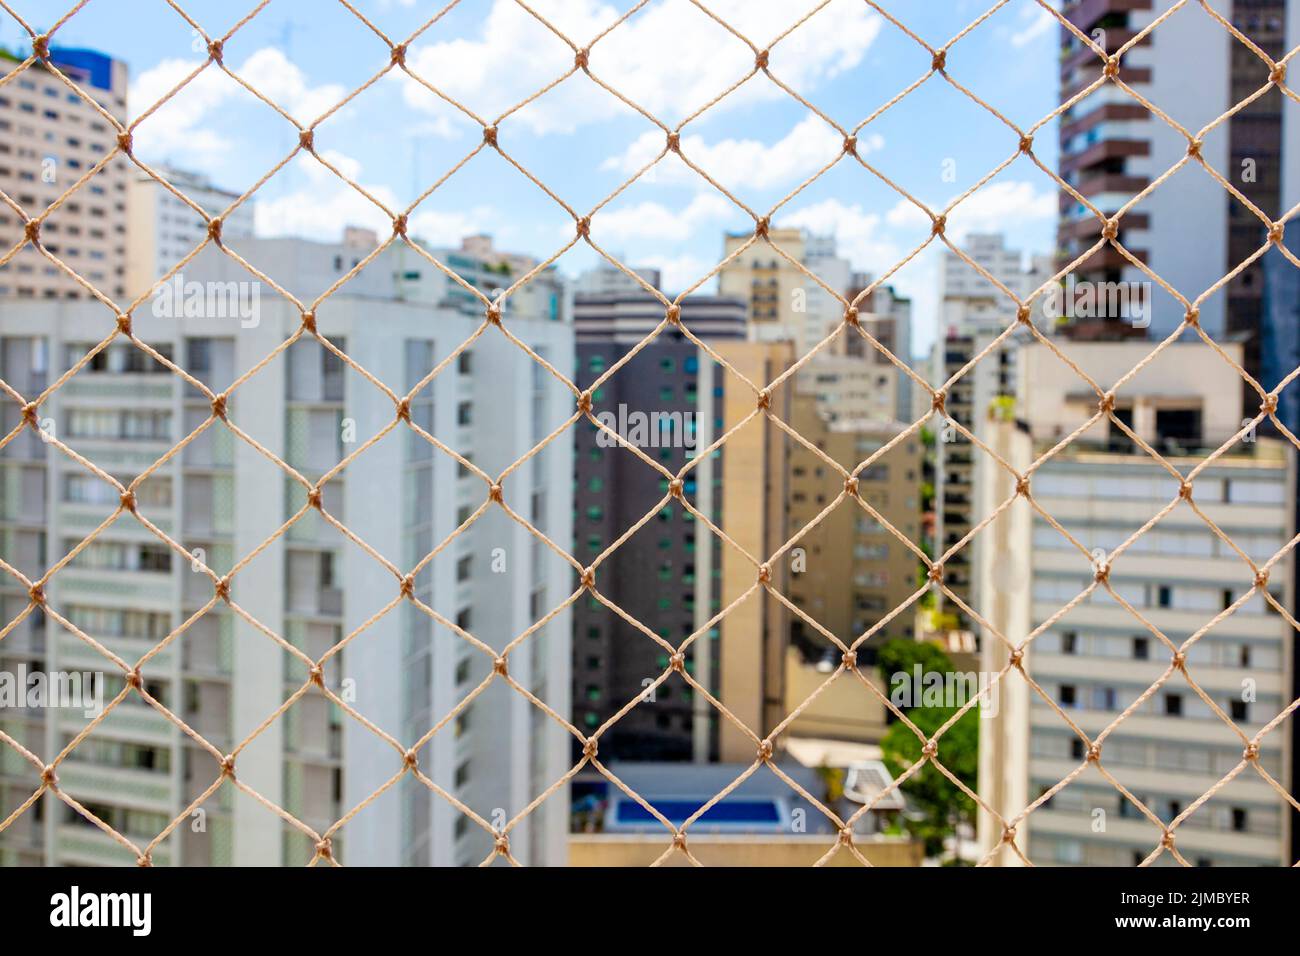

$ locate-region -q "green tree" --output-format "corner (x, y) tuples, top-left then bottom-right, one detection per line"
(880, 704), (978, 859)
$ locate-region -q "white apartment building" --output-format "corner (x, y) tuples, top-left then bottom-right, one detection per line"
(977, 340), (1294, 866)
(126, 164), (255, 296)
(0, 279), (573, 866)
(0, 47), (129, 301)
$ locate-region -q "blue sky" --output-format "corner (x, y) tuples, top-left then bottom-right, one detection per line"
(3, 0), (1064, 356)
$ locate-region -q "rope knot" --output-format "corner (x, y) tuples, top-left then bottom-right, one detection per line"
(755, 49), (769, 70)
(219, 755), (236, 777)
(125, 668), (143, 691)
(119, 489), (137, 512)
(666, 131), (681, 153)
(207, 39), (224, 63)
(32, 35), (50, 60)
(576, 216), (591, 239)
(931, 49), (946, 72)
(392, 214), (408, 238)
(117, 312), (133, 335)
(580, 567), (595, 590)
(669, 478), (684, 498)
(396, 397), (411, 422)
(494, 833), (509, 853)
(1270, 63), (1287, 85)
(757, 739), (773, 762)
(1103, 55), (1120, 78)
(1261, 394), (1279, 415)
(137, 853), (152, 868)
(1254, 569), (1270, 589)
(574, 48), (589, 70)
(308, 664), (324, 686)
(1093, 563), (1110, 584)
(493, 656), (508, 677)
(1008, 647), (1024, 667)
(1087, 742), (1101, 762)
(1160, 830), (1176, 849)
(1015, 476), (1030, 497)
(582, 738), (598, 759)
(1102, 218), (1119, 240)
(1172, 650), (1186, 670)
(1098, 393), (1115, 414)
(403, 749), (418, 770)
(928, 564), (944, 583)
(487, 304), (502, 325)
(117, 131), (133, 155)
(666, 304), (681, 325)
(1186, 139), (1202, 159)
(400, 574), (415, 598)
(207, 217), (223, 244)
(757, 563), (772, 585)
(931, 390), (946, 414)
(390, 43), (407, 67)
(1184, 307), (1200, 328)
(301, 310), (317, 333)
(315, 838), (333, 860)
(672, 831), (687, 849)
(842, 135), (857, 156)
(211, 392), (228, 418)
(307, 487), (323, 510)
(669, 652), (685, 672)
(1178, 480), (1193, 501)
(1002, 825), (1017, 843)
(838, 827), (854, 846)
(299, 129), (315, 151)
(28, 582), (44, 605)
(23, 219), (40, 243)
(40, 765), (57, 787)
(844, 476), (859, 496)
(844, 306), (859, 327)
(1018, 134), (1033, 154)
(930, 214), (946, 237)
(21, 403), (39, 428)
(1016, 304), (1031, 325)
(841, 649), (857, 668)
(1269, 222), (1285, 245)
(215, 576), (232, 601)
(1243, 742), (1260, 761)
(577, 391), (593, 414)
(754, 216), (770, 238)
(483, 125), (498, 147)
(488, 482), (503, 503)
(756, 388), (771, 410)
(921, 739), (938, 758)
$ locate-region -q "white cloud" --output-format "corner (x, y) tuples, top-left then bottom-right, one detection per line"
(401, 0), (882, 135)
(1009, 6), (1058, 48)
(254, 153), (490, 246)
(602, 115), (883, 194)
(579, 192), (734, 243)
(130, 48), (346, 162)
(884, 180), (1056, 238)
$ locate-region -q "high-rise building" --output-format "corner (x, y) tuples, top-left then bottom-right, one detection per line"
(932, 234), (1051, 636)
(783, 395), (923, 743)
(1056, 0), (1287, 348)
(570, 282), (747, 762)
(126, 164), (254, 296)
(0, 46), (129, 301)
(977, 339), (1295, 866)
(0, 249), (573, 866)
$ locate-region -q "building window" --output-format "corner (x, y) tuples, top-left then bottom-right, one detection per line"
(1164, 693), (1182, 717)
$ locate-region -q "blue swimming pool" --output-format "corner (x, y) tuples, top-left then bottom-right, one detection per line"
(614, 799), (781, 826)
